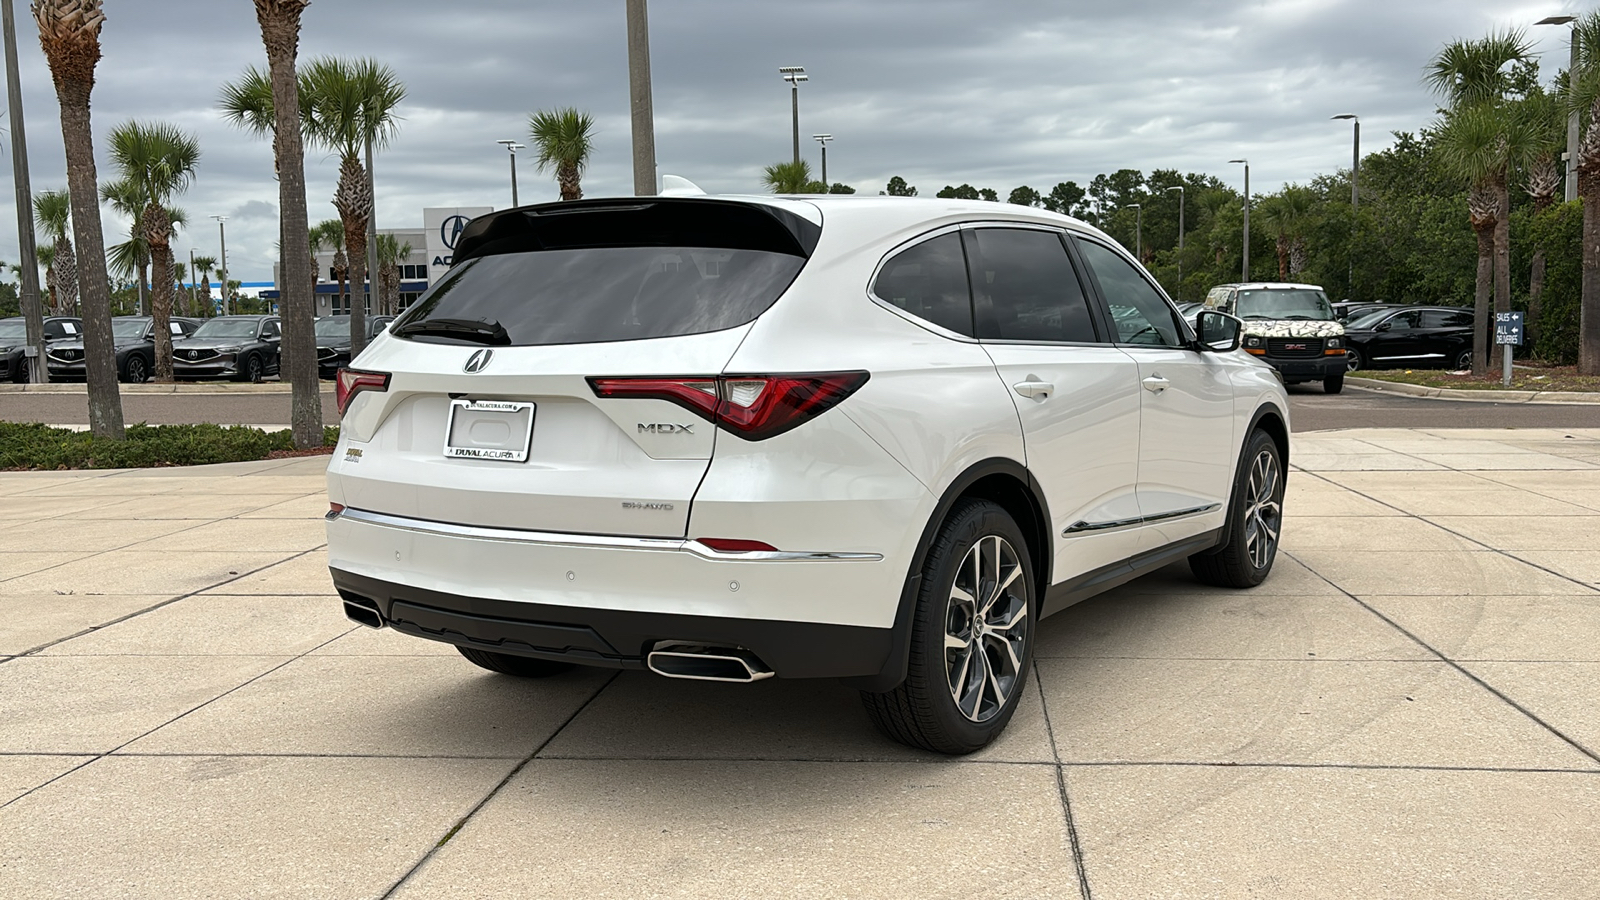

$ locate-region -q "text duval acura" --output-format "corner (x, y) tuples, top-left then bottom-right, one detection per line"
(326, 196), (1289, 754)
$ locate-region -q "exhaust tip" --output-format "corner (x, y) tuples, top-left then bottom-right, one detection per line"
(647, 644), (774, 683)
(341, 597), (384, 629)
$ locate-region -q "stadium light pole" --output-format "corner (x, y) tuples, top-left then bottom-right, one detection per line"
(496, 139), (524, 207)
(1333, 114), (1360, 293)
(1229, 159), (1250, 282)
(626, 0), (657, 196)
(1165, 185), (1185, 298)
(1122, 203), (1142, 259)
(1538, 16), (1580, 202)
(813, 133), (833, 187)
(780, 66), (807, 165)
(4, 0), (47, 381)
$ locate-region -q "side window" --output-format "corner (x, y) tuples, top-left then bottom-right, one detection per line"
(1386, 311), (1422, 330)
(1423, 310), (1472, 328)
(1074, 238), (1182, 347)
(170, 322), (185, 335)
(964, 228), (1098, 343)
(44, 321), (64, 339)
(871, 232), (974, 337)
(262, 321), (281, 340)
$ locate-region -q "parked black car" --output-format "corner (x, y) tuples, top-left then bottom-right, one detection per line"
(315, 314), (394, 379)
(0, 315), (83, 382)
(1334, 301), (1404, 323)
(47, 315), (200, 383)
(1344, 306), (1476, 372)
(172, 315), (282, 382)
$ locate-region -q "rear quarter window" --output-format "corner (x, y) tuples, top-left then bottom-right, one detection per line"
(871, 232), (974, 337)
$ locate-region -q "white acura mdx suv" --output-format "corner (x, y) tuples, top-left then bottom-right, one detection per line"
(326, 195), (1289, 754)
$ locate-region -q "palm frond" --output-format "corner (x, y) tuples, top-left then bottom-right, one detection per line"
(1434, 103), (1511, 184)
(107, 120), (201, 208)
(33, 189), (72, 241)
(1426, 28), (1534, 108)
(761, 160), (815, 194)
(301, 56), (407, 155)
(527, 107), (595, 175)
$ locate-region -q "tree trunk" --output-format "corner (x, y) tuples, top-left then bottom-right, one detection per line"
(1473, 224), (1494, 375)
(1582, 168), (1600, 376)
(143, 204), (176, 382)
(332, 248), (347, 313)
(54, 82), (124, 437)
(256, 0), (322, 448)
(1493, 174), (1513, 371)
(1528, 247), (1546, 357)
(53, 235), (78, 315)
(558, 162), (582, 201)
(334, 153), (372, 357)
(1275, 236), (1288, 280)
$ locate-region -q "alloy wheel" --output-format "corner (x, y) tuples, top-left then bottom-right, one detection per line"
(1346, 350), (1361, 372)
(126, 356), (147, 383)
(1243, 449), (1282, 569)
(943, 534), (1028, 723)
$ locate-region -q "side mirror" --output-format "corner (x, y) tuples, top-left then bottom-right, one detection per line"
(1195, 310), (1242, 353)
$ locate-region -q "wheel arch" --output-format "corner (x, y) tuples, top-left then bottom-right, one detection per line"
(1200, 402), (1288, 559)
(844, 457), (1051, 693)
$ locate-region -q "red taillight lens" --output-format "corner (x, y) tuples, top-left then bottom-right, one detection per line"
(335, 368), (391, 417)
(588, 371), (869, 441)
(695, 538), (780, 553)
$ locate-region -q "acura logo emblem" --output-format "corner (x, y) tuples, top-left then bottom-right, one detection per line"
(464, 349), (493, 373)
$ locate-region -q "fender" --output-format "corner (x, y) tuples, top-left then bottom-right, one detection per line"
(841, 457), (1051, 693)
(1197, 400), (1289, 557)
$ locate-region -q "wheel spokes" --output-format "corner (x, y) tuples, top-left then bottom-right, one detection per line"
(945, 533), (1029, 724)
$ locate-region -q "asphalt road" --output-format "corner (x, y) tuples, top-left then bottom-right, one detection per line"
(2, 383), (1598, 432)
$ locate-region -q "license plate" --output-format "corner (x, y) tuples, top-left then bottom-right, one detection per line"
(443, 399), (535, 462)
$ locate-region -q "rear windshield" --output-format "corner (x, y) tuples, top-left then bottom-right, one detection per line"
(113, 318), (150, 338)
(395, 247), (805, 347)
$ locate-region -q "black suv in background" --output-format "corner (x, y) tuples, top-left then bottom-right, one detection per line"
(172, 315), (282, 382)
(0, 316), (82, 382)
(315, 314), (394, 379)
(47, 315), (200, 383)
(1343, 306), (1476, 372)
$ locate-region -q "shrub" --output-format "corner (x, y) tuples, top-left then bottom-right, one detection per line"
(0, 422), (339, 470)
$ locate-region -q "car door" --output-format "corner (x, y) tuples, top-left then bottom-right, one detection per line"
(1420, 309), (1473, 363)
(965, 226), (1144, 582)
(1364, 309), (1423, 364)
(260, 319), (283, 372)
(1072, 235), (1235, 548)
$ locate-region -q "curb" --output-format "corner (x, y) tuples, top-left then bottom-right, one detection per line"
(0, 383), (331, 394)
(1346, 376), (1600, 405)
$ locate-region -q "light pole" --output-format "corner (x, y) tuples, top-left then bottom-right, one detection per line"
(1165, 185), (1185, 298)
(779, 66), (807, 165)
(212, 216), (229, 316)
(1538, 16), (1580, 202)
(813, 133), (832, 187)
(1333, 114), (1360, 293)
(496, 139), (524, 207)
(189, 248), (198, 313)
(4, 0), (46, 382)
(1229, 159), (1250, 282)
(1122, 203), (1142, 259)
(626, 0), (657, 196)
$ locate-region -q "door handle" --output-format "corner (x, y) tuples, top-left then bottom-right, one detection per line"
(1142, 376), (1170, 393)
(1012, 380), (1054, 400)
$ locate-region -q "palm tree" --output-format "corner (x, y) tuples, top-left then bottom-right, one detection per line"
(1256, 186), (1314, 280)
(313, 218), (347, 312)
(1568, 11), (1600, 375)
(1427, 30), (1533, 374)
(33, 0), (122, 437)
(1436, 105), (1518, 373)
(529, 107), (595, 201)
(192, 254), (216, 317)
(100, 177), (150, 315)
(33, 190), (77, 316)
(107, 121), (199, 382)
(373, 232), (412, 315)
(302, 57), (406, 358)
(252, 0), (321, 449)
(1519, 88), (1566, 350)
(762, 160), (816, 194)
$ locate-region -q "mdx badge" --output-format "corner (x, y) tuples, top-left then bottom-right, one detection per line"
(637, 423), (694, 434)
(464, 349), (494, 374)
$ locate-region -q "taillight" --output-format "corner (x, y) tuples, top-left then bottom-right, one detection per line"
(335, 368), (390, 417)
(588, 371), (869, 441)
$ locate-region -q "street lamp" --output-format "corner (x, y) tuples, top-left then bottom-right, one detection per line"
(1332, 115), (1360, 293)
(1228, 159), (1250, 282)
(496, 139), (525, 207)
(211, 215), (229, 316)
(1165, 185), (1185, 298)
(1122, 203), (1142, 259)
(779, 66), (808, 165)
(813, 133), (833, 187)
(4, 0), (46, 381)
(1538, 16), (1580, 202)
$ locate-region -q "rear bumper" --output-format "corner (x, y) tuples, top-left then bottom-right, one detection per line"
(331, 568), (893, 678)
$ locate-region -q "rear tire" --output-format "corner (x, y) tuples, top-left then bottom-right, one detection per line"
(457, 646), (575, 677)
(1454, 349), (1473, 371)
(861, 499), (1034, 755)
(1322, 372), (1344, 394)
(1190, 429), (1284, 589)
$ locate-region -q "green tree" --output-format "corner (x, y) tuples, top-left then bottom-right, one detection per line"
(191, 255), (217, 318)
(1043, 182), (1087, 217)
(108, 121), (200, 382)
(34, 0), (122, 436)
(883, 176), (916, 197)
(762, 160), (818, 194)
(827, 182), (855, 194)
(1257, 186), (1317, 279)
(373, 233), (413, 315)
(313, 219), (347, 312)
(529, 107), (595, 202)
(936, 184), (982, 200)
(1570, 10), (1600, 374)
(1007, 186), (1042, 207)
(33, 190), (76, 316)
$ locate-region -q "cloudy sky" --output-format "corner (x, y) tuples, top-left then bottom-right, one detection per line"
(0, 0), (1585, 282)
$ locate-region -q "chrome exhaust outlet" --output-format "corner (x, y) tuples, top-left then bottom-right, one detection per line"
(646, 643), (775, 683)
(341, 596), (384, 629)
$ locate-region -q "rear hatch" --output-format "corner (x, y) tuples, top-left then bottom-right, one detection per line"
(333, 198), (821, 539)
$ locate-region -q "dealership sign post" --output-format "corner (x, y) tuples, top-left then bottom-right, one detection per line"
(1494, 312), (1523, 388)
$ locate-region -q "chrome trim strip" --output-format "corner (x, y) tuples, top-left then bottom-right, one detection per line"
(329, 507), (883, 562)
(1063, 503), (1221, 537)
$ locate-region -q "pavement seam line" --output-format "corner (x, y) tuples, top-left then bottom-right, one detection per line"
(1283, 548), (1600, 768)
(377, 669), (622, 899)
(0, 626), (356, 812)
(0, 545), (331, 663)
(1032, 657), (1093, 900)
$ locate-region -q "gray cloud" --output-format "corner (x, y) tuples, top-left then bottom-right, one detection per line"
(0, 0), (1584, 282)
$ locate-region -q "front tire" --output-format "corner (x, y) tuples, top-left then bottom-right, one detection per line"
(457, 646), (575, 678)
(1323, 371), (1344, 394)
(1454, 349), (1473, 371)
(121, 354), (149, 384)
(1345, 349), (1363, 372)
(1190, 429), (1284, 589)
(861, 499), (1034, 755)
(237, 353), (264, 384)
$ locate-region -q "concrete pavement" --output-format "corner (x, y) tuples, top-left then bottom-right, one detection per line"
(1, 429), (1598, 898)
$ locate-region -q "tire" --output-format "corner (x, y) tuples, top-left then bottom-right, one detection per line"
(237, 353), (264, 384)
(1322, 371), (1344, 394)
(1190, 430), (1285, 589)
(1454, 349), (1473, 371)
(122, 354), (148, 384)
(457, 645), (575, 678)
(1345, 349), (1363, 372)
(861, 498), (1035, 755)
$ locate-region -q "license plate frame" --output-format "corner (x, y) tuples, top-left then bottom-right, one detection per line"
(442, 399), (536, 463)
